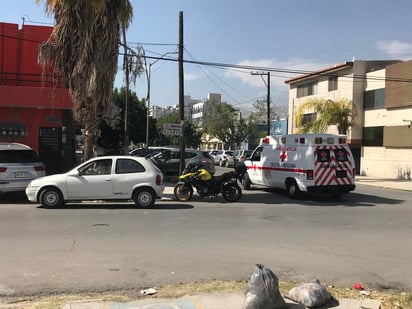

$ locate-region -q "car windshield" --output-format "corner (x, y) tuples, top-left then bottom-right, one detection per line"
(0, 150), (41, 163)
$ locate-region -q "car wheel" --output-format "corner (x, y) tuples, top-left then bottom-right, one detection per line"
(132, 187), (156, 208)
(242, 173), (251, 190)
(39, 187), (64, 208)
(286, 179), (301, 199)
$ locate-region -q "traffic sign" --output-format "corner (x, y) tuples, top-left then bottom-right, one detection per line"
(163, 123), (181, 136)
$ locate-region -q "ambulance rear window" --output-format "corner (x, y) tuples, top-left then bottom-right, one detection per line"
(334, 148), (348, 162)
(316, 149), (330, 162)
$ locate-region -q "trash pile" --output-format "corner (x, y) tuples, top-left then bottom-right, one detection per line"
(242, 264), (333, 308)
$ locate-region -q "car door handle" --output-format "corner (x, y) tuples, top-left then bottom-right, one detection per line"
(105, 179), (112, 181)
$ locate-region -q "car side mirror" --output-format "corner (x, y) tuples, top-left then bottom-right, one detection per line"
(69, 170), (80, 177)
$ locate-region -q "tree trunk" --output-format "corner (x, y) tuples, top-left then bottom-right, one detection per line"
(83, 124), (98, 161)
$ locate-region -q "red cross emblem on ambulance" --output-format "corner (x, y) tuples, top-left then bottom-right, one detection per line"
(280, 151), (287, 162)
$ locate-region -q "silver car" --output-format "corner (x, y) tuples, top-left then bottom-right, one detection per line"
(214, 150), (235, 167)
(0, 142), (45, 194)
(26, 155), (164, 208)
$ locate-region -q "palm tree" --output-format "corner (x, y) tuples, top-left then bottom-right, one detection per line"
(295, 98), (356, 135)
(36, 0), (133, 160)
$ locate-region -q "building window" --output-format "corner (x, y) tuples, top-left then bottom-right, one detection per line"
(297, 81), (318, 98)
(363, 126), (383, 146)
(328, 75), (338, 91)
(302, 112), (317, 125)
(364, 88), (385, 110)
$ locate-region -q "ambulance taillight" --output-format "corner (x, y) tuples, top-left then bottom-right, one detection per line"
(306, 169), (314, 180)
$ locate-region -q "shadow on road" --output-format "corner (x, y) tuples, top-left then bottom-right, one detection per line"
(0, 192), (30, 204)
(36, 202), (194, 210)
(237, 187), (404, 207)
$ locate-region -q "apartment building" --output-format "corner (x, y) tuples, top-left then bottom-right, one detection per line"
(285, 60), (412, 179)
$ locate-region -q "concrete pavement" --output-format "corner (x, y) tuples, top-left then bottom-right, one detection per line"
(3, 176), (409, 308)
(57, 294), (381, 309)
(356, 175), (412, 191)
(1, 293), (381, 309)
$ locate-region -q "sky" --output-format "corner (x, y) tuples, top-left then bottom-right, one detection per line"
(1, 0), (412, 115)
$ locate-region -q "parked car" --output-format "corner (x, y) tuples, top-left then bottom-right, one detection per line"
(148, 148), (215, 175)
(234, 149), (253, 162)
(213, 150), (235, 167)
(25, 156), (164, 208)
(209, 150), (219, 161)
(0, 142), (45, 194)
(129, 147), (171, 157)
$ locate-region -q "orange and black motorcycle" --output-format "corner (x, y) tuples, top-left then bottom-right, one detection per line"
(173, 162), (246, 202)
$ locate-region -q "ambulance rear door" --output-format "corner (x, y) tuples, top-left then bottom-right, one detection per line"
(314, 145), (355, 187)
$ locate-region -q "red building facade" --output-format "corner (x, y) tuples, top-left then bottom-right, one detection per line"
(0, 22), (75, 174)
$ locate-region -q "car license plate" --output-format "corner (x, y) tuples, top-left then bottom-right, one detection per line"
(15, 172), (27, 178)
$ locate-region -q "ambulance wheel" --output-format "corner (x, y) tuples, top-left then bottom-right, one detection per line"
(286, 179), (300, 199)
(242, 173), (251, 190)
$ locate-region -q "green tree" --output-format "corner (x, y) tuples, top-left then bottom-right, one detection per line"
(201, 99), (220, 134)
(295, 98), (356, 134)
(250, 99), (277, 124)
(97, 88), (149, 154)
(232, 117), (254, 149)
(203, 100), (254, 149)
(155, 110), (202, 149)
(37, 0), (134, 160)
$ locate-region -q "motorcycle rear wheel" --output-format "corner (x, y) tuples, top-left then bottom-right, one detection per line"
(222, 184), (242, 202)
(174, 183), (194, 202)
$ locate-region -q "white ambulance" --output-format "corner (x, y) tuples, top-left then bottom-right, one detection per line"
(242, 134), (356, 198)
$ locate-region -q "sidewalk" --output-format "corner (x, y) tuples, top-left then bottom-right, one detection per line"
(356, 175), (412, 191)
(53, 292), (381, 309)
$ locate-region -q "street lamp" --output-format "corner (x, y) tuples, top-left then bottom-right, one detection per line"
(146, 51), (178, 147)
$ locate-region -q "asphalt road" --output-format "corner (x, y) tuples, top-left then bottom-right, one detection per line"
(0, 172), (411, 297)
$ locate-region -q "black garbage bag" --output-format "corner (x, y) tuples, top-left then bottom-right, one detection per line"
(284, 278), (331, 308)
(242, 264), (286, 309)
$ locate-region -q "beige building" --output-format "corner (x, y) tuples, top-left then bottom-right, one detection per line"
(285, 60), (412, 179)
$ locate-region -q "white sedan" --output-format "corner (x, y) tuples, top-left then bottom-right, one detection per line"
(26, 156), (165, 208)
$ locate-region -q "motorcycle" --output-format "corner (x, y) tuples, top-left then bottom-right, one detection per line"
(173, 162), (247, 202)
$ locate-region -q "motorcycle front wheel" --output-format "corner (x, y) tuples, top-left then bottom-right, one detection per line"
(174, 183), (194, 202)
(222, 184), (242, 202)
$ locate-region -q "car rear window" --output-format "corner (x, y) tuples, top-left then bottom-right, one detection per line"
(116, 159), (145, 174)
(0, 150), (41, 163)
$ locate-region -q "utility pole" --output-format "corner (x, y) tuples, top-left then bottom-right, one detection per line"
(251, 71), (271, 135)
(122, 24), (129, 154)
(178, 11), (185, 174)
(267, 72), (270, 135)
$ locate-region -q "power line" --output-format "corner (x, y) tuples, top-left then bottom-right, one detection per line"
(184, 47), (249, 105)
(2, 33), (412, 84)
